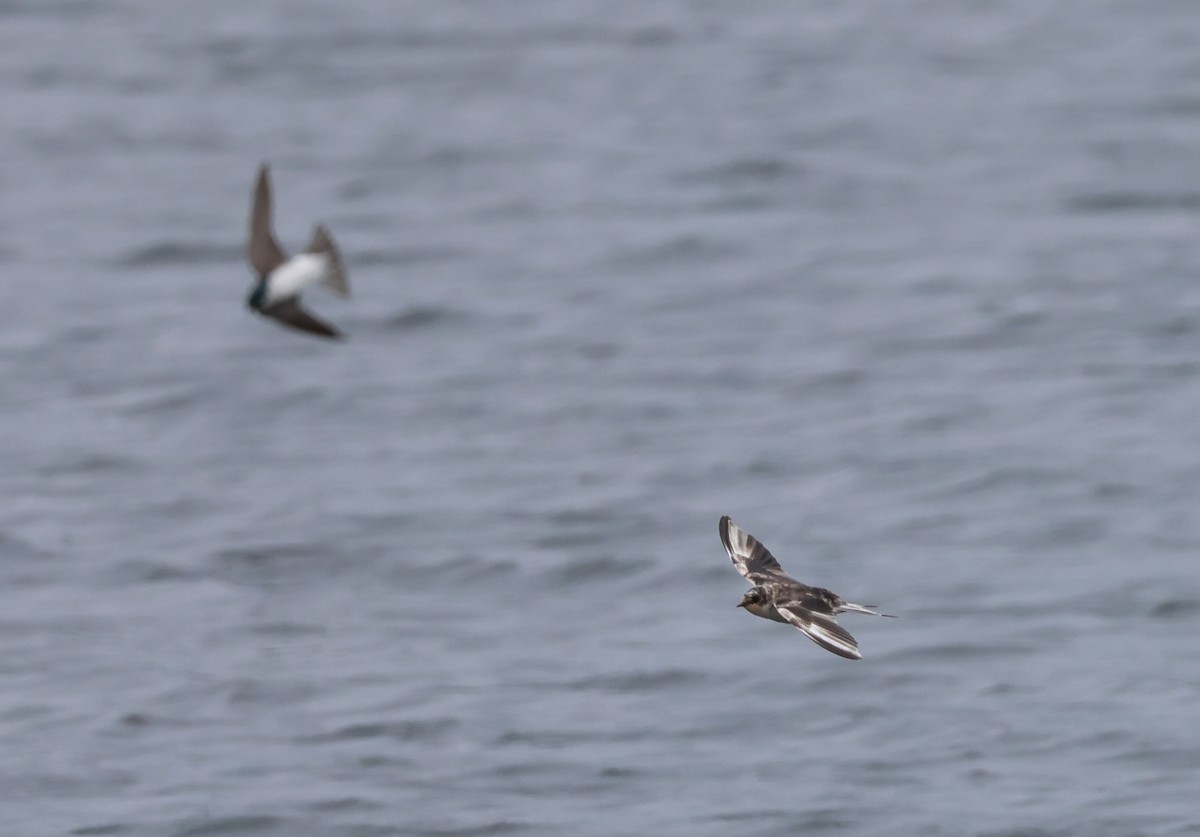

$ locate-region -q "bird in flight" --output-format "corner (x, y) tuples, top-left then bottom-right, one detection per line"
(719, 515), (894, 660)
(246, 163), (349, 338)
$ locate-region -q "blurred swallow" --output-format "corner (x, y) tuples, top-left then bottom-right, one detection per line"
(246, 163), (349, 339)
(719, 515), (895, 660)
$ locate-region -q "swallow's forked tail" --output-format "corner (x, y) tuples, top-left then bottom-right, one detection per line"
(306, 224), (349, 298)
(839, 601), (898, 619)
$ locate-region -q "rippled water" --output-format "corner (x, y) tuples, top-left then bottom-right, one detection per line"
(3, 1), (1200, 835)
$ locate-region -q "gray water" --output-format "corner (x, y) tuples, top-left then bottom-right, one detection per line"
(2, 1), (1200, 835)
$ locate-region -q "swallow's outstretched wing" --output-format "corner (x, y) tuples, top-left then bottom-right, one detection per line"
(773, 599), (862, 660)
(249, 163), (287, 277)
(261, 298), (342, 339)
(719, 516), (791, 585)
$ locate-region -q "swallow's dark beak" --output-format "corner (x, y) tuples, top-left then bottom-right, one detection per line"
(736, 602), (745, 608)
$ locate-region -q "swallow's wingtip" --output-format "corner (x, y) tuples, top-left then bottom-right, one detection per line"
(254, 162), (273, 189)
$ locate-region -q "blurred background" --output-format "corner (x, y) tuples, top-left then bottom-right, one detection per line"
(2, 1), (1199, 835)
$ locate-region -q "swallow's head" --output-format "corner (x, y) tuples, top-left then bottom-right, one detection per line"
(738, 587), (767, 609)
(247, 279), (268, 311)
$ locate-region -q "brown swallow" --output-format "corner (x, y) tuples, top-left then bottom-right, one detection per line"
(246, 163), (349, 339)
(720, 515), (895, 660)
